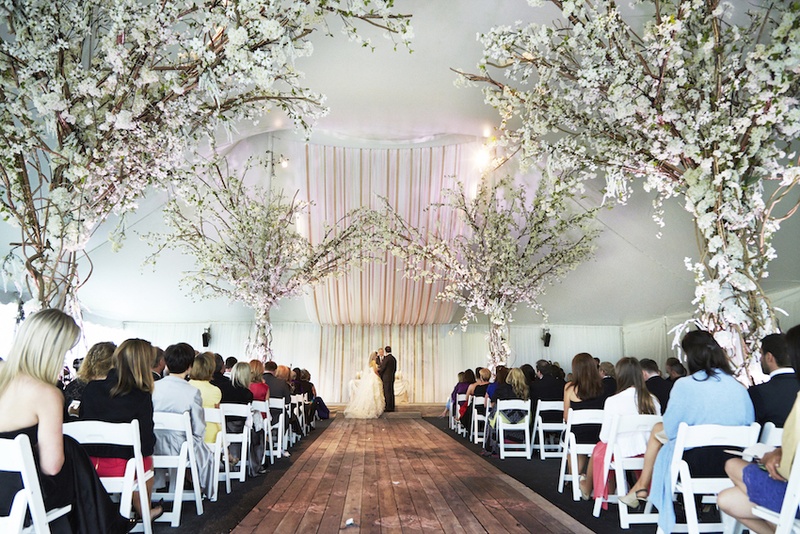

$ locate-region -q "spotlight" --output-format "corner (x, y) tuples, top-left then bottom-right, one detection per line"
(202, 326), (211, 348)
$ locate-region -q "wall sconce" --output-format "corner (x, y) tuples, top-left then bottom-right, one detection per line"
(202, 326), (211, 348)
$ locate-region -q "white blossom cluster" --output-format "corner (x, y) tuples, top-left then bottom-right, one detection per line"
(152, 156), (391, 360)
(385, 174), (598, 366)
(468, 0), (800, 369)
(0, 0), (411, 309)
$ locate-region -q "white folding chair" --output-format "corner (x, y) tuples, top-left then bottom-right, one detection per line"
(760, 421), (785, 447)
(659, 422), (761, 534)
(0, 433), (72, 533)
(591, 413), (662, 527)
(203, 408), (230, 502)
(455, 394), (468, 437)
(267, 398), (286, 462)
(750, 439), (800, 534)
(220, 403), (251, 484)
(63, 419), (153, 534)
(251, 400), (271, 465)
(532, 400), (567, 460)
(470, 396), (487, 445)
(496, 399), (533, 460)
(557, 408), (605, 501)
(290, 395), (305, 444)
(152, 412), (204, 526)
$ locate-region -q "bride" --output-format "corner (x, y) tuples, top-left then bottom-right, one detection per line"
(344, 351), (385, 419)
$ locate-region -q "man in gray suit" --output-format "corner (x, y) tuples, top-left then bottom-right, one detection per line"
(152, 342), (216, 497)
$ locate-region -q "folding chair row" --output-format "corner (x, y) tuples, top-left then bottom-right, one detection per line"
(532, 400), (566, 460)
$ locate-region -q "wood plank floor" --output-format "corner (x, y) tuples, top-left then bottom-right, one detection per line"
(233, 417), (593, 534)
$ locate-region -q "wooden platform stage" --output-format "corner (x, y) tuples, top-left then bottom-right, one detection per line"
(233, 416), (592, 534)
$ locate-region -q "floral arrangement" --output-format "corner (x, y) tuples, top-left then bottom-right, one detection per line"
(152, 156), (390, 360)
(461, 0), (800, 372)
(384, 174), (598, 367)
(0, 0), (411, 311)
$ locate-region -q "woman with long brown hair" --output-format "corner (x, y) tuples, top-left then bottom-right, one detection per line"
(563, 353), (608, 477)
(80, 338), (161, 522)
(579, 357), (661, 502)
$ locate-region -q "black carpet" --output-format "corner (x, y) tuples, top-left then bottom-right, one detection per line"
(421, 416), (654, 534)
(152, 418), (332, 534)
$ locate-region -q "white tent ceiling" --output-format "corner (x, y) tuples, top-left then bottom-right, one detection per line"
(1, 0), (798, 330)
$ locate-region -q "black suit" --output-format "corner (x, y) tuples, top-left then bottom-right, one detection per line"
(749, 370), (800, 427)
(378, 353), (397, 412)
(645, 375), (674, 412)
(602, 376), (617, 397)
(530, 374), (565, 423)
(263, 372), (293, 429)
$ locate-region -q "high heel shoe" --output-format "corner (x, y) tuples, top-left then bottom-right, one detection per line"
(619, 488), (648, 509)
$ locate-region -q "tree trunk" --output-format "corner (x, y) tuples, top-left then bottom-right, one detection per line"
(247, 309), (274, 362)
(487, 320), (511, 370)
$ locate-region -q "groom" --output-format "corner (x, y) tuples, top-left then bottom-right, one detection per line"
(377, 345), (397, 412)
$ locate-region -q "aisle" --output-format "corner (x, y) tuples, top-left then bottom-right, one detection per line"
(233, 417), (592, 533)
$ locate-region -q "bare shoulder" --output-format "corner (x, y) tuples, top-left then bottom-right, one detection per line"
(0, 375), (61, 431)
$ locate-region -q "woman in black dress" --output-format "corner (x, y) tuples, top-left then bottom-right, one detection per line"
(563, 352), (607, 475)
(0, 309), (128, 533)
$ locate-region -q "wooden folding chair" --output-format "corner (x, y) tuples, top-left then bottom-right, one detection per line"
(470, 396), (487, 445)
(532, 400), (567, 460)
(220, 403), (252, 484)
(496, 399), (533, 460)
(557, 408), (604, 501)
(203, 408), (230, 502)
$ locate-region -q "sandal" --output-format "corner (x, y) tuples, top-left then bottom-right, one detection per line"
(619, 488), (648, 509)
(578, 475), (591, 501)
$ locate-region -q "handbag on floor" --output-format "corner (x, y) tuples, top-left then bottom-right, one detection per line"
(316, 397), (330, 419)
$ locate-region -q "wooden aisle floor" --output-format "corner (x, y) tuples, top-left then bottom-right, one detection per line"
(233, 417), (593, 534)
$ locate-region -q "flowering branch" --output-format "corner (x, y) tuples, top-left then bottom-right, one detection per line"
(0, 0), (412, 311)
(462, 0), (800, 372)
(150, 155), (389, 360)
(384, 174), (598, 366)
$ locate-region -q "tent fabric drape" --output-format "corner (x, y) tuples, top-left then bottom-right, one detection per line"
(299, 142), (482, 326)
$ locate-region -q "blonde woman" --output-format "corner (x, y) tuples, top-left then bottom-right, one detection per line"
(0, 309), (129, 533)
(248, 360), (270, 404)
(482, 368), (530, 457)
(81, 338), (161, 522)
(345, 351), (385, 419)
(189, 352), (222, 443)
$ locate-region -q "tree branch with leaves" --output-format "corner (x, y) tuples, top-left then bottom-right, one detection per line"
(460, 0), (800, 372)
(384, 174), (598, 367)
(151, 156), (389, 360)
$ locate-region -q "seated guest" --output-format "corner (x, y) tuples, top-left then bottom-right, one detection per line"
(152, 342), (216, 498)
(564, 353), (608, 475)
(531, 360), (565, 413)
(263, 361), (293, 455)
(248, 360), (270, 404)
(151, 347), (165, 381)
(461, 367), (491, 433)
(277, 365), (304, 436)
(227, 362), (266, 475)
(640, 358), (673, 411)
(210, 353), (237, 402)
(0, 309), (128, 533)
(63, 341), (116, 418)
(482, 368), (530, 456)
(631, 331), (754, 533)
(81, 338), (162, 522)
(599, 361), (617, 397)
(749, 333), (798, 427)
(224, 356), (237, 378)
(718, 325), (800, 533)
(189, 352), (222, 444)
(581, 357), (661, 503)
(451, 369), (475, 407)
(485, 366), (510, 416)
(520, 364), (536, 389)
(665, 357), (687, 382)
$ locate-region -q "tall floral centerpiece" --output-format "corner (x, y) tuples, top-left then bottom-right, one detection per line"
(153, 157), (390, 360)
(462, 0), (800, 372)
(385, 174), (598, 367)
(0, 0), (411, 312)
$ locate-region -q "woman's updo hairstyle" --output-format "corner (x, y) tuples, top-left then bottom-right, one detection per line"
(681, 330), (732, 379)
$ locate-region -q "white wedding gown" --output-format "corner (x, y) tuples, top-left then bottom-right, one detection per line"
(344, 364), (385, 419)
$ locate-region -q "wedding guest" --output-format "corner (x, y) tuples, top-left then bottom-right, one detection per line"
(151, 347), (165, 381)
(224, 356), (237, 378)
(640, 358), (673, 411)
(63, 341), (116, 418)
(718, 325), (800, 533)
(227, 362), (265, 475)
(531, 361), (565, 433)
(0, 309), (128, 533)
(302, 369), (317, 398)
(749, 333), (798, 427)
(564, 353), (607, 476)
(599, 361), (617, 397)
(211, 353), (237, 402)
(189, 352), (222, 444)
(665, 357), (687, 381)
(580, 357), (661, 503)
(80, 338), (162, 522)
(152, 342), (215, 498)
(461, 367), (491, 432)
(641, 331), (754, 532)
(248, 360), (270, 404)
(482, 368), (530, 457)
(520, 363), (536, 389)
(276, 365), (303, 437)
